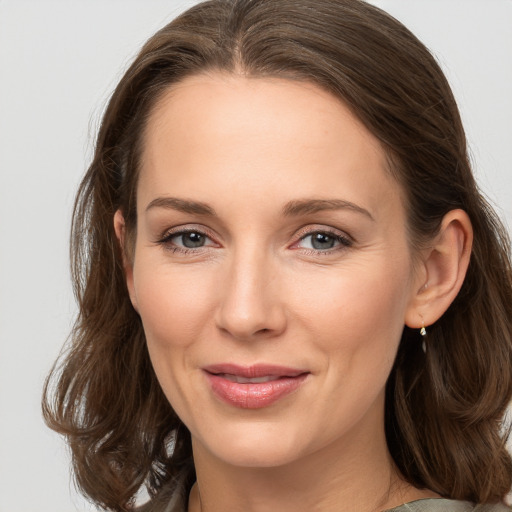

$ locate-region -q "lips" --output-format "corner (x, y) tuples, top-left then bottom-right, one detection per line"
(219, 374), (280, 384)
(203, 364), (309, 409)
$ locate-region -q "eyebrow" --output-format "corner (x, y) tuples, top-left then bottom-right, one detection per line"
(145, 196), (373, 220)
(145, 197), (216, 216)
(283, 199), (374, 220)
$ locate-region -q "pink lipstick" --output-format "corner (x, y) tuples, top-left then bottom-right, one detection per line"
(203, 364), (309, 409)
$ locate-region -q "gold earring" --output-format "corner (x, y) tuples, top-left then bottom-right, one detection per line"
(420, 324), (427, 337)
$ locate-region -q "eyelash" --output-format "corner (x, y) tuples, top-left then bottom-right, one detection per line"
(291, 226), (353, 256)
(156, 226), (219, 255)
(156, 226), (353, 255)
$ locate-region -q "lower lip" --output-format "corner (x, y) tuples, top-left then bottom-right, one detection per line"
(205, 373), (309, 409)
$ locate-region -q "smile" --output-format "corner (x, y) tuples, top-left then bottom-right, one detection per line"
(202, 364), (310, 409)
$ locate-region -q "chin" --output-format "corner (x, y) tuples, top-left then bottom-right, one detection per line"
(193, 421), (309, 469)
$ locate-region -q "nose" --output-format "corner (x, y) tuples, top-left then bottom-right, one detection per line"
(215, 248), (287, 341)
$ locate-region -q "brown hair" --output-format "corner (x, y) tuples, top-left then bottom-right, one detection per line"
(43, 0), (512, 510)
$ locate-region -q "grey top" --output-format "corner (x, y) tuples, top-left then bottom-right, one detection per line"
(385, 499), (510, 511)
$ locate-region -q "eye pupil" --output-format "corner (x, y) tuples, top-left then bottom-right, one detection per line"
(182, 232), (205, 248)
(311, 232), (335, 250)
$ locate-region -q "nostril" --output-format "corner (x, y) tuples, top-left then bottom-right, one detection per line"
(255, 328), (272, 336)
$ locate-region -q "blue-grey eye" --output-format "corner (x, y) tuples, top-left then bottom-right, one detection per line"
(296, 230), (351, 251)
(310, 232), (336, 250)
(179, 231), (206, 248)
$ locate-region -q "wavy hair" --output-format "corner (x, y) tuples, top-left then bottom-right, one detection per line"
(43, 0), (512, 510)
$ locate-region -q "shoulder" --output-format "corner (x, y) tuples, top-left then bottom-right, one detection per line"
(134, 468), (192, 512)
(386, 499), (511, 512)
(135, 488), (186, 512)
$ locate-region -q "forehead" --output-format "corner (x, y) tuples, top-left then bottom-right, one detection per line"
(139, 73), (403, 224)
(145, 73), (382, 160)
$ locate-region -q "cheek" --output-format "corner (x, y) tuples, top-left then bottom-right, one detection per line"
(296, 258), (411, 345)
(131, 261), (216, 420)
(291, 256), (412, 409)
(295, 260), (411, 426)
(132, 261), (216, 350)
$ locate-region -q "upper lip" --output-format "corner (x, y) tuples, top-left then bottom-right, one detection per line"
(203, 363), (308, 378)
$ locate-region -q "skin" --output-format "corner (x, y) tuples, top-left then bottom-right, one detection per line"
(115, 73), (472, 511)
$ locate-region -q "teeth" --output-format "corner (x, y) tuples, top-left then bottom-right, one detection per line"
(221, 374), (277, 384)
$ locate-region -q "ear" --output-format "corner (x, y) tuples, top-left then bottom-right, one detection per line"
(405, 209), (473, 330)
(113, 209), (138, 312)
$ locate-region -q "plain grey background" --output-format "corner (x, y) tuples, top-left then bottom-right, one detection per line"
(1, 1), (511, 511)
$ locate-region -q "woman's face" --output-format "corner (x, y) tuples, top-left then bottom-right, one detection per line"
(124, 74), (423, 468)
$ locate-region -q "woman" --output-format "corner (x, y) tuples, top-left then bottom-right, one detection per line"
(43, 0), (512, 511)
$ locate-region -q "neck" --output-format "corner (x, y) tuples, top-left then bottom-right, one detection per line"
(187, 412), (425, 512)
